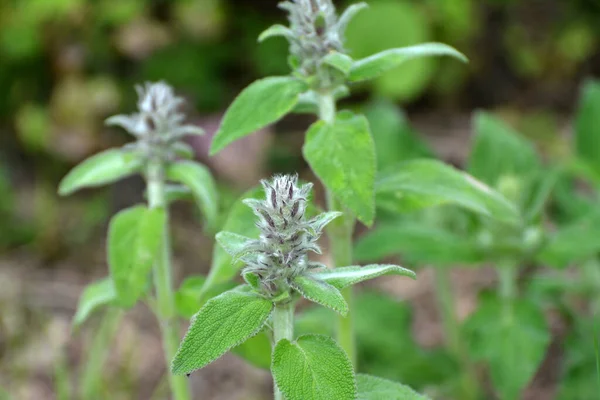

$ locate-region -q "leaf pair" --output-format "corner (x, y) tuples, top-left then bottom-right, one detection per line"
(210, 44), (468, 226)
(463, 294), (550, 400)
(73, 205), (167, 325)
(171, 265), (416, 375)
(108, 206), (165, 308)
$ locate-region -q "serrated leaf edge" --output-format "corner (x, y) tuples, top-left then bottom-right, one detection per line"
(291, 277), (348, 316)
(171, 289), (274, 375)
(271, 334), (358, 400)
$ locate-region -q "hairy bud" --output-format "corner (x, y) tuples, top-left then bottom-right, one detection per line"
(105, 81), (204, 163)
(279, 0), (343, 77)
(236, 174), (340, 299)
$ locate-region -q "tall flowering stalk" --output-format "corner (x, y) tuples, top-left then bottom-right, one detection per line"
(207, 0), (467, 365)
(59, 82), (218, 400)
(171, 174), (416, 399)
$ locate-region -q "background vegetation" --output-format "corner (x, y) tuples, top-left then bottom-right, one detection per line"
(1, 0), (599, 399)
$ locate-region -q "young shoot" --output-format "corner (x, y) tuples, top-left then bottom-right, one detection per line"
(207, 0), (468, 364)
(171, 174), (417, 400)
(60, 81), (218, 400)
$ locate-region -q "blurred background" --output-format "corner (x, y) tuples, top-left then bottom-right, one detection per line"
(1, 0), (599, 399)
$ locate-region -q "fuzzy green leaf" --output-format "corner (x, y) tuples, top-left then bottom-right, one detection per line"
(463, 294), (550, 400)
(211, 77), (307, 154)
(258, 24), (294, 42)
(364, 99), (434, 171)
(291, 275), (348, 315)
(357, 374), (429, 400)
(354, 223), (482, 265)
(322, 52), (354, 76)
(303, 111), (376, 225)
(349, 43), (467, 83)
(204, 187), (262, 292)
(58, 149), (142, 195)
(73, 278), (116, 327)
(376, 159), (519, 224)
(312, 264), (415, 290)
(307, 211), (343, 235)
(172, 142), (195, 159)
(108, 206), (165, 308)
(174, 276), (236, 319)
(468, 112), (540, 188)
(172, 288), (273, 375)
(337, 2), (369, 35)
(166, 161), (219, 229)
(575, 80), (600, 176)
(215, 231), (258, 260)
(272, 334), (356, 400)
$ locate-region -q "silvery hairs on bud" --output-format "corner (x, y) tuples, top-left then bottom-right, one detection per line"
(235, 174), (341, 298)
(105, 81), (204, 162)
(278, 0), (345, 76)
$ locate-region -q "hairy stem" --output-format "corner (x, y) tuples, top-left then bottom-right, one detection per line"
(499, 260), (517, 302)
(80, 308), (123, 399)
(147, 161), (191, 400)
(326, 189), (356, 365)
(80, 307), (123, 399)
(434, 269), (479, 400)
(317, 90), (358, 365)
(273, 302), (294, 400)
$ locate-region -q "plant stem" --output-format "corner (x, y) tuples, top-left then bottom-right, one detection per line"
(273, 302), (294, 400)
(433, 269), (479, 400)
(147, 161), (191, 400)
(499, 261), (517, 301)
(317, 91), (358, 365)
(326, 189), (356, 365)
(80, 308), (123, 399)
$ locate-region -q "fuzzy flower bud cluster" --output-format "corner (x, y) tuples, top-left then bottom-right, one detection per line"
(237, 175), (340, 298)
(278, 0), (363, 78)
(106, 81), (204, 163)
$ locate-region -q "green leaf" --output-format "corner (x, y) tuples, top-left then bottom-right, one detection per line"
(258, 24), (294, 43)
(337, 2), (369, 35)
(557, 319), (600, 400)
(363, 100), (433, 171)
(307, 211), (343, 235)
(166, 161), (219, 229)
(353, 292), (454, 386)
(172, 287), (273, 375)
(537, 208), (600, 268)
(211, 77), (307, 154)
(322, 52), (354, 76)
(376, 159), (519, 224)
(291, 275), (348, 315)
(303, 111), (376, 225)
(73, 278), (116, 327)
(108, 206), (165, 308)
(172, 142), (195, 159)
(463, 294), (550, 399)
(344, 2), (434, 102)
(215, 231), (258, 260)
(312, 264), (415, 290)
(58, 149), (142, 196)
(272, 334), (356, 400)
(354, 223), (482, 265)
(203, 187), (262, 292)
(575, 80), (600, 175)
(349, 43), (467, 83)
(174, 276), (236, 319)
(357, 374), (429, 400)
(174, 278), (270, 370)
(468, 111), (540, 188)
